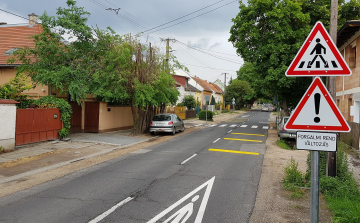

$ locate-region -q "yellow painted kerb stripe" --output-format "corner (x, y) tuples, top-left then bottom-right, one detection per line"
(224, 138), (262, 142)
(231, 133), (265, 136)
(209, 148), (259, 155)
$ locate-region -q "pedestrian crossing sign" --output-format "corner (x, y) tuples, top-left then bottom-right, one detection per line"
(286, 21), (352, 76)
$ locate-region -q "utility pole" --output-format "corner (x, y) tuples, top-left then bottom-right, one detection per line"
(161, 38), (175, 72)
(327, 0), (338, 177)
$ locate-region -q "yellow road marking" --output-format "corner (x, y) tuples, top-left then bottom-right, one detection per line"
(224, 138), (262, 142)
(231, 133), (265, 137)
(209, 148), (259, 155)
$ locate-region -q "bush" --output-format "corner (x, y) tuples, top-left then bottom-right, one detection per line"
(199, 110), (213, 120)
(283, 157), (306, 187)
(176, 102), (184, 107)
(182, 95), (196, 110)
(221, 110), (230, 113)
(35, 96), (72, 139)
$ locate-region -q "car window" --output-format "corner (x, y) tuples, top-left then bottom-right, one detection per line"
(176, 116), (182, 121)
(152, 115), (171, 121)
(284, 118), (289, 124)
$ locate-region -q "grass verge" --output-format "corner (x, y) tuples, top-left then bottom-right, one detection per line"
(277, 139), (296, 150)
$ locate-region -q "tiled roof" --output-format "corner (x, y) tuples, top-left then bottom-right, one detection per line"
(192, 76), (213, 92)
(185, 83), (201, 92)
(0, 24), (42, 65)
(210, 83), (223, 94)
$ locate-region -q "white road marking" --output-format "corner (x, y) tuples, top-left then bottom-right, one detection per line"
(181, 154), (197, 165)
(88, 197), (133, 223)
(229, 124), (237, 128)
(251, 125), (258, 128)
(227, 130), (232, 133)
(218, 124), (227, 127)
(194, 124), (203, 127)
(262, 126), (269, 129)
(147, 177), (215, 223)
(209, 124), (217, 127)
(213, 138), (221, 143)
(240, 125), (248, 128)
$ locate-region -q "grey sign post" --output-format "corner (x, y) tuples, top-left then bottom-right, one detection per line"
(204, 95), (211, 124)
(232, 98), (235, 113)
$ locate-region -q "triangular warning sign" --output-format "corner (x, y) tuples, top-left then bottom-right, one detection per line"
(147, 177), (215, 223)
(284, 77), (350, 132)
(286, 21), (351, 76)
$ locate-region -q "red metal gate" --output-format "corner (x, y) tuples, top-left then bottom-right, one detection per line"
(16, 108), (62, 146)
(84, 102), (99, 133)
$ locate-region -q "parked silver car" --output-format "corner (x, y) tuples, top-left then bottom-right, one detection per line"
(277, 116), (297, 139)
(149, 113), (185, 135)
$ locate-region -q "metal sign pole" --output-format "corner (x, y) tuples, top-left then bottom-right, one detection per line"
(310, 150), (320, 222)
(206, 103), (208, 124)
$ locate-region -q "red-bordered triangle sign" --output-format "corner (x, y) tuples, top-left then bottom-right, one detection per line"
(286, 21), (351, 76)
(284, 77), (350, 132)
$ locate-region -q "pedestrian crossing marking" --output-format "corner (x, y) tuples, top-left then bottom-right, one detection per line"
(231, 133), (265, 136)
(262, 126), (269, 129)
(209, 124), (217, 127)
(240, 125), (248, 128)
(193, 124), (203, 127)
(219, 124), (227, 127)
(251, 125), (258, 128)
(209, 148), (259, 156)
(229, 124), (237, 128)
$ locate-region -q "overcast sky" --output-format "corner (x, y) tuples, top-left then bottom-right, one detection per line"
(0, 0), (243, 85)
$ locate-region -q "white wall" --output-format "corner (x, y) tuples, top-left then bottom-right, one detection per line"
(176, 86), (196, 105)
(0, 104), (17, 150)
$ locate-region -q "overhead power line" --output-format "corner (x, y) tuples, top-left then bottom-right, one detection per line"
(139, 0), (237, 36)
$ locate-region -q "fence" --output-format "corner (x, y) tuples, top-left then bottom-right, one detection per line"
(166, 106), (186, 120)
(186, 110), (196, 119)
(339, 122), (360, 150)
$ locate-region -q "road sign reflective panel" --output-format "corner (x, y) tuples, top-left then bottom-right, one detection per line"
(284, 77), (350, 132)
(286, 21), (351, 76)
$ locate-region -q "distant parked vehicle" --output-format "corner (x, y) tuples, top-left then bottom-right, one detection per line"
(268, 105), (274, 112)
(277, 116), (297, 139)
(261, 105), (269, 112)
(149, 113), (185, 135)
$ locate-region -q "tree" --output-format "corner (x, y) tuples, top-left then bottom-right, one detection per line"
(182, 95), (196, 110)
(229, 0), (360, 115)
(224, 79), (254, 107)
(8, 0), (179, 134)
(210, 95), (216, 105)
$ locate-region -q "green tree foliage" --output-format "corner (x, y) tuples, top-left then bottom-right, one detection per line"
(224, 79), (253, 107)
(182, 95), (196, 110)
(199, 110), (213, 120)
(0, 74), (34, 108)
(229, 0), (360, 115)
(210, 95), (216, 105)
(8, 0), (179, 134)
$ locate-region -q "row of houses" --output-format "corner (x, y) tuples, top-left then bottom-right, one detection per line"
(0, 13), (225, 136)
(173, 69), (225, 109)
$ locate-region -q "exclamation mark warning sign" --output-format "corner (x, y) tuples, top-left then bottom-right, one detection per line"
(314, 93), (321, 123)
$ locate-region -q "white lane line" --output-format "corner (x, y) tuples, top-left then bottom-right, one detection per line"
(219, 124), (227, 127)
(251, 125), (258, 128)
(88, 197), (133, 223)
(213, 138), (221, 143)
(240, 125), (248, 128)
(229, 124), (237, 128)
(262, 126), (269, 129)
(227, 130), (232, 133)
(181, 154), (197, 165)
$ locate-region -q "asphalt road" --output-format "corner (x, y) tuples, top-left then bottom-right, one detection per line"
(0, 110), (271, 223)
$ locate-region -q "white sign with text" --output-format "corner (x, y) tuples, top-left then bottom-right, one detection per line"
(296, 131), (337, 152)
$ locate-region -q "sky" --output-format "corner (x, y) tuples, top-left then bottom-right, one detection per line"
(0, 0), (244, 85)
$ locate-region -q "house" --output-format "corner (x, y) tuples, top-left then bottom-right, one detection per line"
(336, 20), (360, 123)
(173, 71), (201, 106)
(213, 79), (225, 92)
(0, 14), (133, 135)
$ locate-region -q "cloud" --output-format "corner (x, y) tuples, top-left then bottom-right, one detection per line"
(209, 42), (221, 49)
(187, 37), (211, 48)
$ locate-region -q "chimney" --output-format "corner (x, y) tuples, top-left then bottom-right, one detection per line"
(28, 13), (38, 26)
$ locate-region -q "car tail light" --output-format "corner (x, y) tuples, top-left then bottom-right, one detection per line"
(168, 121), (173, 125)
(150, 122), (153, 125)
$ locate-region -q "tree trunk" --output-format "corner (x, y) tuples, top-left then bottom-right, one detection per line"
(282, 99), (290, 116)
